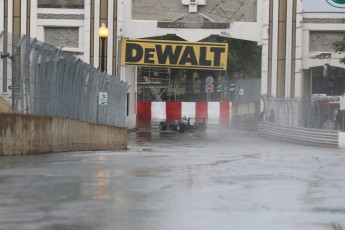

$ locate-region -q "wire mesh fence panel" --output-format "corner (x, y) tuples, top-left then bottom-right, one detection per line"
(261, 95), (341, 130)
(0, 32), (129, 127)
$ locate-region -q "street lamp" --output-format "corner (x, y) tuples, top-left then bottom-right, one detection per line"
(98, 23), (109, 72)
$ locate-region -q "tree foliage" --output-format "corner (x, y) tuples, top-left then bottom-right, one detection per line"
(333, 36), (345, 64)
(229, 38), (262, 78)
(204, 36), (262, 79)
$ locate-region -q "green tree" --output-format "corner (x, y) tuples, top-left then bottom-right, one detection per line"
(333, 36), (345, 64)
(208, 36), (262, 79)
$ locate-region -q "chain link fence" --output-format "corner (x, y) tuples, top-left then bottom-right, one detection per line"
(261, 94), (343, 130)
(0, 32), (130, 127)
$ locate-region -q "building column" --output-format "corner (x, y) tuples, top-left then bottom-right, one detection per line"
(277, 0), (287, 98)
(268, 0), (279, 97)
(92, 0), (100, 67)
(260, 0), (270, 97)
(0, 0), (6, 94)
(30, 0), (37, 38)
(84, 0), (91, 64)
(106, 0), (113, 74)
(112, 0), (118, 76)
(268, 0), (299, 98)
(285, 0), (293, 98)
(294, 0), (303, 97)
(0, 0), (4, 32)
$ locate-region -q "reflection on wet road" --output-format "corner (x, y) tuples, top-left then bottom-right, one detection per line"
(0, 126), (345, 230)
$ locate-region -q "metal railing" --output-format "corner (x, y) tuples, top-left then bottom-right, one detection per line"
(259, 123), (339, 147)
(0, 32), (130, 127)
(261, 95), (341, 130)
(259, 95), (341, 147)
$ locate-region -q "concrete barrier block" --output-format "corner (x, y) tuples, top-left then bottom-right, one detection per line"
(0, 114), (127, 155)
(339, 132), (345, 150)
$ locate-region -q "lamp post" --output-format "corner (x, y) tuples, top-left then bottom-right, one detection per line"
(98, 23), (109, 72)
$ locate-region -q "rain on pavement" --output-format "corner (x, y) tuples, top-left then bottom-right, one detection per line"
(0, 119), (345, 230)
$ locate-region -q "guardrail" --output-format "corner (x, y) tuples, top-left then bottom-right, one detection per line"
(258, 122), (339, 147)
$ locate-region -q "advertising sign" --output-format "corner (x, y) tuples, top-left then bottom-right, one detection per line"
(303, 0), (345, 12)
(326, 0), (345, 8)
(121, 38), (228, 70)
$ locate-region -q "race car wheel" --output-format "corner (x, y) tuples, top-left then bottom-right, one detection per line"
(177, 124), (187, 133)
(159, 121), (167, 130)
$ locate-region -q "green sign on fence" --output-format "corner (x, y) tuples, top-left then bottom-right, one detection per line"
(99, 92), (108, 105)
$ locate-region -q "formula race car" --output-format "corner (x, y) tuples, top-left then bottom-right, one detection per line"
(159, 116), (207, 133)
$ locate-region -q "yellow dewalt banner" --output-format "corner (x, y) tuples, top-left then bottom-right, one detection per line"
(121, 38), (228, 70)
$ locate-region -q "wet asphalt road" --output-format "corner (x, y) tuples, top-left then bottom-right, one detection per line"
(0, 125), (345, 230)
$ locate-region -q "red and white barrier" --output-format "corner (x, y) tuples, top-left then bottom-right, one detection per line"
(137, 101), (231, 127)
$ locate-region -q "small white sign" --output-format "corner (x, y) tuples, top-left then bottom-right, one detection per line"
(239, 88), (244, 95)
(341, 96), (345, 110)
(99, 92), (108, 105)
(205, 84), (214, 93)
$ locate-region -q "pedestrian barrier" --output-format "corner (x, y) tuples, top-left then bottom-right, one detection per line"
(137, 101), (231, 128)
(261, 94), (341, 130)
(258, 123), (339, 147)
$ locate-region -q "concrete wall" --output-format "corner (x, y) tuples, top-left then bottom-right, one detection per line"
(0, 114), (127, 155)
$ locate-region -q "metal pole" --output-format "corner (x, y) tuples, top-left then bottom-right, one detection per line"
(11, 55), (16, 112)
(97, 93), (99, 123)
(116, 36), (122, 78)
(101, 37), (106, 72)
(168, 68), (171, 101)
(339, 110), (345, 132)
(174, 76), (177, 102)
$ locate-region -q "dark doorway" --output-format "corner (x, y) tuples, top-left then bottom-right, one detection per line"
(312, 66), (345, 96)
